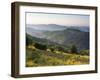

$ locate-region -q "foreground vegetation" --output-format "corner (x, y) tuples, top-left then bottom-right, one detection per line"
(26, 44), (89, 67)
(26, 34), (89, 67)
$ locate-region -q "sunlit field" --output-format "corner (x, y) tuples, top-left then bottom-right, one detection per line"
(26, 42), (89, 67)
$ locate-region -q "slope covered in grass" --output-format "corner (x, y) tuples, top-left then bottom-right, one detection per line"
(26, 47), (89, 67)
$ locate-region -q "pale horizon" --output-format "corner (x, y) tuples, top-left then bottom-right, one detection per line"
(26, 12), (90, 27)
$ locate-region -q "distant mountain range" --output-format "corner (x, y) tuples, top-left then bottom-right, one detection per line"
(26, 24), (67, 31)
(26, 24), (89, 32)
(26, 24), (89, 51)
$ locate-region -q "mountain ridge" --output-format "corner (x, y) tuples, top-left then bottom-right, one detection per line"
(26, 24), (89, 51)
(26, 24), (89, 32)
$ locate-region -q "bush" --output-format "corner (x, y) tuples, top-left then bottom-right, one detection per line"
(57, 46), (64, 51)
(49, 47), (55, 52)
(70, 45), (78, 53)
(26, 49), (41, 60)
(26, 35), (33, 46)
(34, 43), (47, 50)
(80, 50), (89, 55)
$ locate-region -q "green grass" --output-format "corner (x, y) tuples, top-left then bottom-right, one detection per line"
(26, 46), (89, 67)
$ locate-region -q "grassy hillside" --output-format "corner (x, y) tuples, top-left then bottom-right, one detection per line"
(26, 34), (89, 67)
(26, 46), (89, 67)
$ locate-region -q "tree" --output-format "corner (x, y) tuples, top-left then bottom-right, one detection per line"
(70, 45), (78, 53)
(50, 47), (54, 52)
(34, 43), (47, 50)
(26, 35), (33, 46)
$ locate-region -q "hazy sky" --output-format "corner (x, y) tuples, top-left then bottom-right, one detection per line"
(26, 12), (89, 26)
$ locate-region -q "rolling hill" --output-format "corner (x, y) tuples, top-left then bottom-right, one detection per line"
(26, 24), (89, 51)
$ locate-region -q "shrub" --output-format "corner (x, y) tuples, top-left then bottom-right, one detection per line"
(26, 36), (32, 46)
(34, 43), (47, 50)
(70, 45), (78, 53)
(80, 50), (89, 55)
(50, 47), (55, 52)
